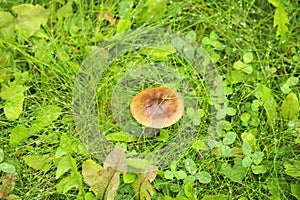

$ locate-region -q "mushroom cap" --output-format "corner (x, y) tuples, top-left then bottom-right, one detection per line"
(130, 87), (184, 128)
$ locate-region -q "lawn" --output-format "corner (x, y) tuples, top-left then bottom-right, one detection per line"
(0, 0), (299, 199)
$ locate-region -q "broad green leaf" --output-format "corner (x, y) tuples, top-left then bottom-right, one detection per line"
(184, 182), (196, 199)
(255, 85), (277, 128)
(240, 112), (251, 126)
(141, 0), (166, 21)
(223, 132), (236, 145)
(23, 154), (52, 172)
(242, 156), (252, 168)
(202, 195), (228, 200)
(57, 1), (74, 22)
(187, 107), (195, 117)
(118, 1), (134, 19)
(220, 145), (232, 157)
(0, 148), (3, 162)
(164, 170), (174, 180)
(116, 19), (131, 33)
(268, 0), (279, 7)
(192, 139), (208, 151)
(156, 129), (169, 142)
(4, 100), (24, 120)
(104, 146), (127, 172)
(251, 165), (267, 174)
(220, 158), (247, 183)
(30, 105), (62, 133)
(252, 151), (264, 165)
(12, 4), (50, 39)
(184, 159), (197, 175)
(242, 142), (253, 155)
(0, 163), (16, 173)
(127, 158), (156, 171)
(281, 92), (299, 121)
(286, 76), (299, 86)
(174, 170), (187, 180)
(284, 161), (300, 178)
(291, 184), (300, 199)
(226, 107), (236, 116)
(9, 125), (30, 147)
(56, 171), (81, 194)
(56, 155), (76, 179)
(226, 70), (245, 84)
(82, 159), (103, 186)
(233, 60), (245, 70)
(106, 131), (137, 142)
(273, 5), (289, 37)
(243, 52), (254, 64)
(132, 170), (157, 200)
(0, 82), (29, 120)
(145, 45), (176, 58)
(241, 132), (256, 151)
(0, 11), (15, 38)
(196, 171), (211, 184)
(242, 64), (253, 74)
(193, 109), (205, 125)
(123, 173), (136, 183)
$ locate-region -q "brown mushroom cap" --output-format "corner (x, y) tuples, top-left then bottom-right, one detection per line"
(130, 87), (184, 128)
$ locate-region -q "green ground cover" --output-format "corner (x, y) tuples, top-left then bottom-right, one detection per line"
(0, 0), (299, 199)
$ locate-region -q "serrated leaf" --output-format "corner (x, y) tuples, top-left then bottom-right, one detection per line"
(23, 154), (52, 172)
(9, 125), (30, 147)
(184, 159), (197, 175)
(196, 171), (211, 184)
(132, 170), (157, 200)
(106, 132), (137, 142)
(273, 5), (289, 37)
(0, 163), (16, 173)
(281, 92), (299, 121)
(104, 146), (127, 173)
(12, 4), (50, 40)
(56, 155), (76, 179)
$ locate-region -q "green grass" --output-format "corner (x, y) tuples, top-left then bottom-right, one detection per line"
(0, 0), (299, 199)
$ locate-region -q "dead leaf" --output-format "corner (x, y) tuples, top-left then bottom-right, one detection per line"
(104, 146), (127, 173)
(132, 169), (157, 200)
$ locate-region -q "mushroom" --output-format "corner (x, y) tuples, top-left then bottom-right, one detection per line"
(130, 87), (184, 128)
